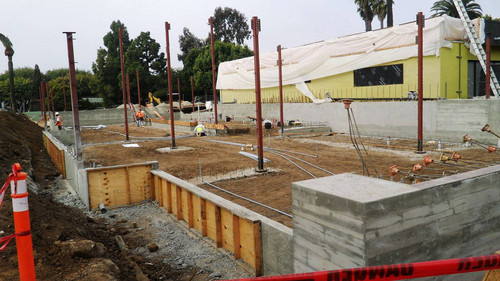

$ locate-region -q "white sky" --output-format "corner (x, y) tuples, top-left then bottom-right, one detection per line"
(1, 0), (499, 74)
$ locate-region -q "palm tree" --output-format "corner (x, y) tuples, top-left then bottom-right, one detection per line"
(355, 0), (375, 31)
(373, 0), (387, 29)
(431, 0), (482, 19)
(387, 0), (394, 27)
(0, 33), (15, 112)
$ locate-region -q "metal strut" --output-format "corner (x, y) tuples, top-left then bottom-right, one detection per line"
(452, 0), (499, 98)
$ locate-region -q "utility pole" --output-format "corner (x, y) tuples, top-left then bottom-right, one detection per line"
(63, 32), (82, 160)
(252, 16), (265, 171)
(165, 22), (176, 148)
(209, 17), (218, 124)
(119, 27), (129, 141)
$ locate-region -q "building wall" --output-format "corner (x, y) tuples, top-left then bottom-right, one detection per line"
(220, 43), (500, 103)
(292, 165), (500, 280)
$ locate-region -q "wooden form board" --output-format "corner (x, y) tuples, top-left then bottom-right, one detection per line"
(151, 119), (197, 127)
(153, 176), (262, 275)
(87, 163), (152, 209)
(42, 134), (66, 179)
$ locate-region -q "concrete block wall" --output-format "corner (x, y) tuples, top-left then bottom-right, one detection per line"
(292, 165), (500, 280)
(217, 99), (500, 144)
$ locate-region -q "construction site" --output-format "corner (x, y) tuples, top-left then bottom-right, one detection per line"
(1, 2), (500, 281)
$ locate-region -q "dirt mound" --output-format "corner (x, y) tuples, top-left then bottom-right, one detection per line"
(0, 112), (201, 280)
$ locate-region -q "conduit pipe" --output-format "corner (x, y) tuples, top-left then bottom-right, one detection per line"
(266, 149), (334, 176)
(200, 180), (292, 218)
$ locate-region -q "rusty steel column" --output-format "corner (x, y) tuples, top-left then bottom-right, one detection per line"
(191, 76), (195, 112)
(252, 16), (265, 171)
(209, 17), (218, 124)
(417, 12), (424, 152)
(62, 74), (66, 111)
(485, 34), (491, 99)
(165, 22), (176, 148)
(41, 81), (47, 131)
(136, 70), (141, 108)
(119, 28), (129, 141)
(63, 32), (82, 160)
(277, 45), (284, 134)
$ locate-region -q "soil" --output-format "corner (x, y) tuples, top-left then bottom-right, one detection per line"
(0, 112), (252, 281)
(81, 123), (500, 228)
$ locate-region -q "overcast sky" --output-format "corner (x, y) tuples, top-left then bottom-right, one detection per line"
(1, 0), (499, 74)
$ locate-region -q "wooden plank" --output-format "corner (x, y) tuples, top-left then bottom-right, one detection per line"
(154, 175), (162, 207)
(206, 201), (222, 247)
(171, 183), (178, 216)
(187, 192), (194, 228)
(127, 165), (151, 203)
(239, 218), (262, 274)
(88, 168), (128, 209)
(200, 198), (207, 236)
(181, 189), (189, 223)
(221, 208), (235, 253)
(176, 185), (182, 220)
(193, 195), (202, 232)
(166, 181), (172, 213)
(233, 214), (241, 259)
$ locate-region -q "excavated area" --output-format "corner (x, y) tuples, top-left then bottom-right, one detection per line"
(81, 123), (500, 227)
(0, 112), (250, 281)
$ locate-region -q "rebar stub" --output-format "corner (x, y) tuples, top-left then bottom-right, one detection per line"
(452, 152), (462, 161)
(342, 99), (353, 109)
(463, 134), (472, 143)
(412, 163), (423, 172)
(388, 165), (399, 176)
(481, 124), (491, 132)
(487, 145), (497, 153)
(423, 155), (434, 166)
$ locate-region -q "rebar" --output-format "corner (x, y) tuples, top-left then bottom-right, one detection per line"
(267, 149), (335, 176)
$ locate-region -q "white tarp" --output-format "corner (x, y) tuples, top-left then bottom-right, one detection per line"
(295, 82), (331, 104)
(216, 15), (482, 90)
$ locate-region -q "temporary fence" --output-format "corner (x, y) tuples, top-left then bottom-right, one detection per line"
(0, 163), (36, 281)
(222, 254), (500, 281)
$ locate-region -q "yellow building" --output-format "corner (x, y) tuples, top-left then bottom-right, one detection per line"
(216, 16), (500, 104)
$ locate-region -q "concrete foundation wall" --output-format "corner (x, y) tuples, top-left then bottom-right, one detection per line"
(217, 99), (500, 144)
(261, 219), (294, 276)
(292, 165), (500, 280)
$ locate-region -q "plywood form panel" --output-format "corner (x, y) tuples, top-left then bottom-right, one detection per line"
(165, 181), (172, 213)
(176, 185), (182, 220)
(239, 218), (262, 274)
(88, 168), (128, 209)
(206, 201), (222, 247)
(171, 183), (178, 217)
(221, 208), (235, 253)
(127, 166), (151, 203)
(193, 195), (202, 232)
(181, 189), (189, 223)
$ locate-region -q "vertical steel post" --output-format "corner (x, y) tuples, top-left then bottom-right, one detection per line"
(277, 45), (284, 134)
(165, 22), (176, 148)
(136, 70), (141, 108)
(119, 28), (129, 141)
(485, 34), (491, 99)
(252, 16), (265, 171)
(62, 74), (66, 111)
(41, 81), (47, 131)
(191, 76), (195, 113)
(209, 17), (218, 124)
(63, 32), (82, 160)
(417, 12), (424, 152)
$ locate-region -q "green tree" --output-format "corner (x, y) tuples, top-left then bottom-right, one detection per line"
(355, 0), (376, 31)
(178, 28), (205, 64)
(125, 31), (166, 105)
(431, 0), (482, 19)
(373, 0), (387, 29)
(92, 20), (131, 106)
(47, 71), (99, 110)
(484, 14), (500, 22)
(0, 33), (15, 111)
(212, 7), (251, 45)
(387, 0), (394, 27)
(185, 41), (253, 98)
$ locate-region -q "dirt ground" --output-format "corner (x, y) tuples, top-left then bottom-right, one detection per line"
(81, 122), (500, 227)
(0, 112), (251, 281)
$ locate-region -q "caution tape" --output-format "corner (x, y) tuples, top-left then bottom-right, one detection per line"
(224, 254), (500, 281)
(0, 230), (31, 251)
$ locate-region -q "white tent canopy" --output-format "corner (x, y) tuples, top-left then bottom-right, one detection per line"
(216, 15), (483, 90)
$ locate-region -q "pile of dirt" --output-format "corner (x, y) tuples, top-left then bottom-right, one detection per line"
(0, 112), (243, 280)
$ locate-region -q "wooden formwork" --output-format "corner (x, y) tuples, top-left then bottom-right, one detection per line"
(42, 134), (66, 179)
(152, 172), (262, 276)
(87, 162), (155, 210)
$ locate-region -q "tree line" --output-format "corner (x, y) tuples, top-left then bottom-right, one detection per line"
(0, 7), (253, 111)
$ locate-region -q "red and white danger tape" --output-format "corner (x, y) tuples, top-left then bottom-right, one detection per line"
(224, 254), (500, 281)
